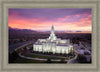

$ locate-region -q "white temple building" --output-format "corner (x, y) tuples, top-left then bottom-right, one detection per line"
(33, 25), (73, 54)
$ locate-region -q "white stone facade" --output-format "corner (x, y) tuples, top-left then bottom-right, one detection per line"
(33, 25), (73, 54)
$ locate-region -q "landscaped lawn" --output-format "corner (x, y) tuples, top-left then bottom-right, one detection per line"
(11, 56), (67, 63)
(13, 57), (45, 63)
(23, 53), (64, 59)
(22, 53), (75, 60)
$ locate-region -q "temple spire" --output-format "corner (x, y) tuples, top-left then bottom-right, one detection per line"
(51, 25), (54, 35)
(49, 25), (57, 40)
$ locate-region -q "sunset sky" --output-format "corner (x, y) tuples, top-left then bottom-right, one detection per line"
(8, 8), (92, 32)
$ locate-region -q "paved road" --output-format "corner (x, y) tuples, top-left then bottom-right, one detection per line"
(67, 53), (78, 64)
(19, 53), (68, 62)
(9, 41), (34, 53)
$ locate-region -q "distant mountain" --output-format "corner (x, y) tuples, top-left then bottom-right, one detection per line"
(9, 27), (91, 35)
(9, 27), (38, 35)
(75, 31), (82, 32)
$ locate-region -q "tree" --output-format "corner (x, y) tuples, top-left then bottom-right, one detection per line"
(60, 58), (66, 63)
(45, 59), (52, 63)
(76, 54), (87, 63)
(9, 51), (19, 63)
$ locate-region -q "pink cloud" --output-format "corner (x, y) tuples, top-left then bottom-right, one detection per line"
(75, 14), (80, 17)
(57, 16), (71, 21)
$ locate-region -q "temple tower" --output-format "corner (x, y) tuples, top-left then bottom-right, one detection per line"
(49, 25), (57, 41)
